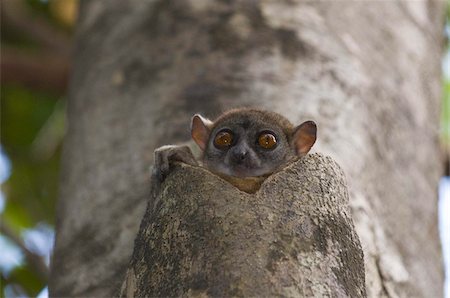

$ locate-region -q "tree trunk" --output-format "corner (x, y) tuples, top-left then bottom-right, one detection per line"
(50, 1), (445, 297)
(120, 154), (365, 297)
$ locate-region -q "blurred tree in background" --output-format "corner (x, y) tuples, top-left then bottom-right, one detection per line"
(1, 0), (76, 296)
(0, 1), (449, 297)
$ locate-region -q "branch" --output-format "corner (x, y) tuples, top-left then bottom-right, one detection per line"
(1, 0), (71, 56)
(120, 153), (366, 297)
(1, 47), (69, 93)
(0, 220), (49, 279)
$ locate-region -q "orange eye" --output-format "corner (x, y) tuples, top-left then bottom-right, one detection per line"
(214, 131), (233, 149)
(258, 133), (277, 149)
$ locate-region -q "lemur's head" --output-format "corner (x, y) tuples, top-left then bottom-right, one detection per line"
(191, 109), (317, 178)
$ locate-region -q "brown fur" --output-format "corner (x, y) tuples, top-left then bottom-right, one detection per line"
(216, 173), (268, 194)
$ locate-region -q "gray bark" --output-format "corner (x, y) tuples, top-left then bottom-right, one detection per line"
(120, 154), (365, 297)
(50, 0), (445, 297)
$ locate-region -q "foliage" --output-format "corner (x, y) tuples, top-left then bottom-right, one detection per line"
(2, 87), (62, 229)
(1, 0), (75, 296)
(1, 87), (64, 296)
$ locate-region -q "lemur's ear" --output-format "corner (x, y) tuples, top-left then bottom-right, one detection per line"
(292, 121), (317, 156)
(191, 114), (213, 150)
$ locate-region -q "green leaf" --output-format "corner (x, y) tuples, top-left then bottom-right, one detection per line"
(7, 265), (45, 297)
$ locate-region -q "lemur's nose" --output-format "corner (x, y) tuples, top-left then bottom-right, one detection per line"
(236, 150), (248, 161)
(231, 148), (248, 163)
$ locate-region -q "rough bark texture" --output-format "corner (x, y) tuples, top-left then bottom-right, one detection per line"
(120, 154), (365, 297)
(50, 0), (445, 297)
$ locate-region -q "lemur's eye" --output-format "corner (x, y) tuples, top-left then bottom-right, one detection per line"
(258, 133), (277, 149)
(214, 131), (233, 149)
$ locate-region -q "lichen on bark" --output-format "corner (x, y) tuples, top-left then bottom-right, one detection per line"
(121, 153), (365, 297)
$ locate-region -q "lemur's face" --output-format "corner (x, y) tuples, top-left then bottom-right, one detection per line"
(191, 109), (317, 179)
(203, 115), (294, 178)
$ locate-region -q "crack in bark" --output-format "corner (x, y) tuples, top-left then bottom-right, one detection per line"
(374, 255), (390, 298)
